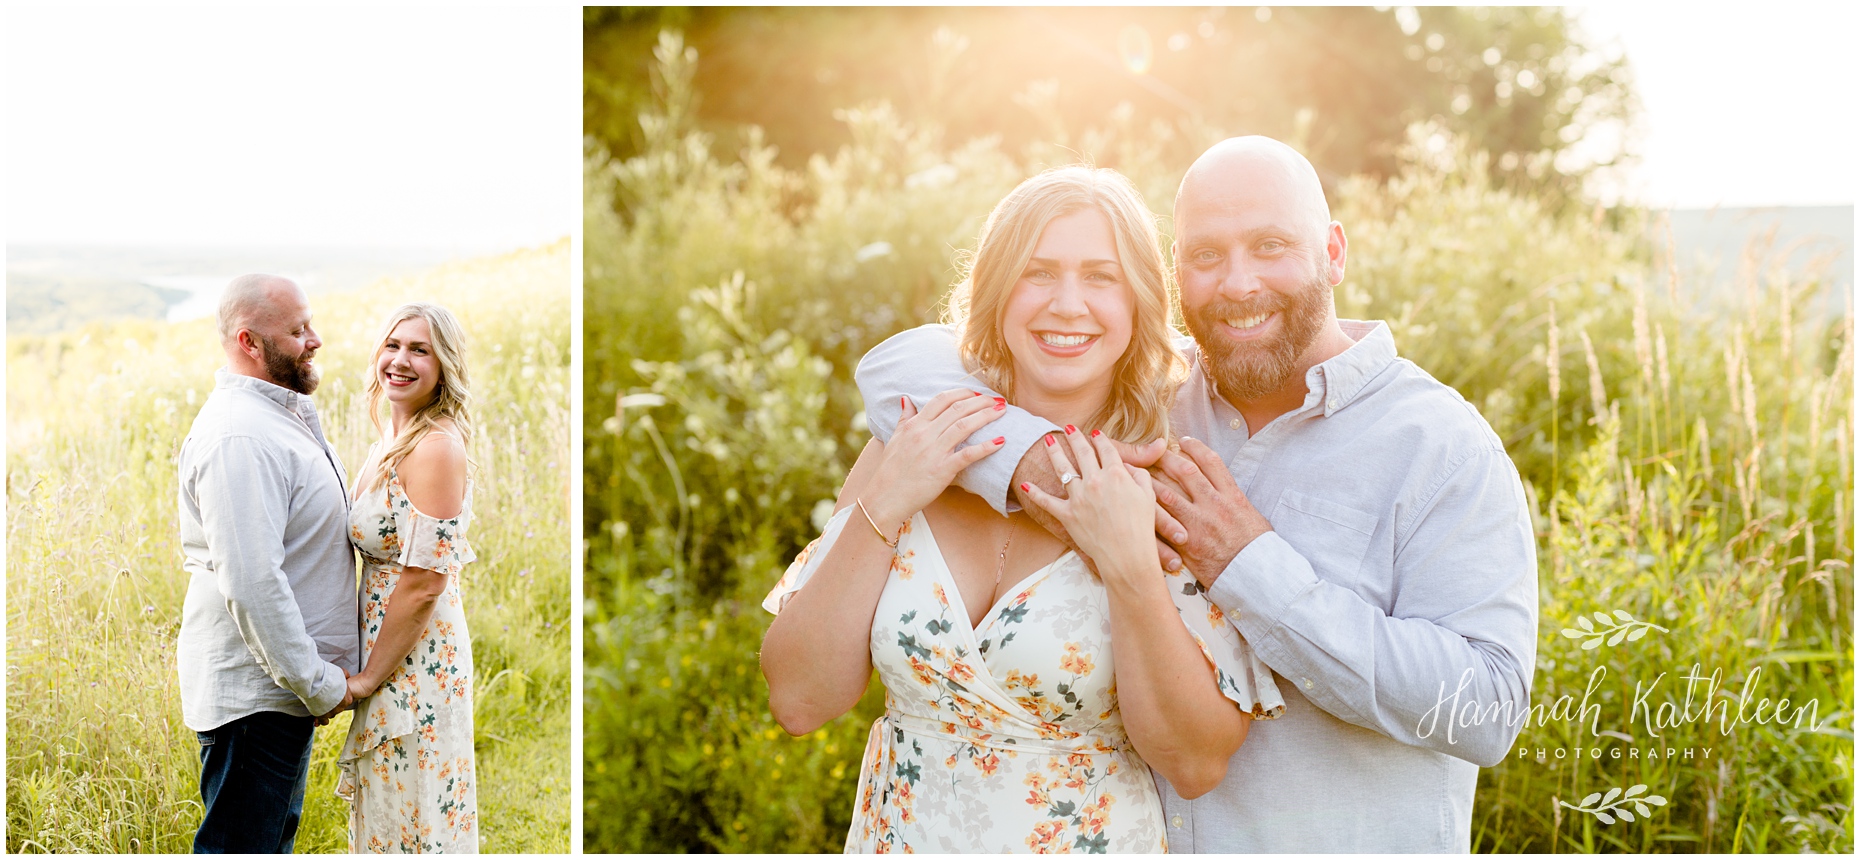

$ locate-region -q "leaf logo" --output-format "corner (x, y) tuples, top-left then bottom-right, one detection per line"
(1559, 784), (1667, 824)
(1560, 609), (1669, 650)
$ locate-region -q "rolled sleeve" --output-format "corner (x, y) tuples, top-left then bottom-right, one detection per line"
(1207, 447), (1538, 766)
(854, 323), (1059, 514)
(197, 436), (349, 716)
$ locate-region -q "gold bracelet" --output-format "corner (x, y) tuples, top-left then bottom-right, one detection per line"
(855, 498), (900, 548)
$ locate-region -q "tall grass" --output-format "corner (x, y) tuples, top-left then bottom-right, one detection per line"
(583, 35), (1851, 853)
(1331, 143), (1853, 850)
(5, 242), (574, 853)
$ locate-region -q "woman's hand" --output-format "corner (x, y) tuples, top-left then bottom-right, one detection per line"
(858, 389), (1007, 537)
(1019, 426), (1160, 584)
(347, 669), (380, 702)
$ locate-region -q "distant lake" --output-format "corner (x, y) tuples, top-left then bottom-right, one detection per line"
(144, 274), (316, 323)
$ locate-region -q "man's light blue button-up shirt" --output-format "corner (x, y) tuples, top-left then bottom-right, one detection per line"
(177, 370), (359, 731)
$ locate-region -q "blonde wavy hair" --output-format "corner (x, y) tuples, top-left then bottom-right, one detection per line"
(943, 165), (1186, 445)
(361, 302), (474, 492)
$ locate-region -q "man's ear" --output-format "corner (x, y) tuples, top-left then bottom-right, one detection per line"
(1325, 221), (1348, 286)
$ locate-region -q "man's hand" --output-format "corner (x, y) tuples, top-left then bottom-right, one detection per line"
(314, 667), (357, 727)
(313, 686), (355, 727)
(1152, 436), (1272, 587)
(1012, 434), (1167, 553)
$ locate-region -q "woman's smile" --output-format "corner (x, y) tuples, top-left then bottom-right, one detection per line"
(1032, 330), (1101, 356)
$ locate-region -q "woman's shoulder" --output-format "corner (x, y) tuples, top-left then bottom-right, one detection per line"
(422, 415), (465, 441)
(396, 426), (469, 518)
(405, 421), (467, 467)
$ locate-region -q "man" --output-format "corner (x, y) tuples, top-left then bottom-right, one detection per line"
(176, 274), (358, 853)
(857, 136), (1538, 851)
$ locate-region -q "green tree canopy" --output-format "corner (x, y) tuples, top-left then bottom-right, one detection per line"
(585, 6), (1635, 205)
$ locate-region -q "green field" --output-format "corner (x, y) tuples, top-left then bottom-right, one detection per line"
(583, 36), (1852, 853)
(6, 242), (573, 852)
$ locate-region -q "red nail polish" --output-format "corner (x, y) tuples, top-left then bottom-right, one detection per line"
(1019, 482), (1032, 493)
(1090, 429), (1102, 438)
(994, 401), (1006, 411)
(1043, 435), (1056, 446)
(991, 436), (1005, 445)
(1065, 425), (1077, 434)
(900, 396), (907, 409)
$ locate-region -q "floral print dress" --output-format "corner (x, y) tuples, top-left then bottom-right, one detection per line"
(338, 456), (479, 853)
(765, 508), (1283, 854)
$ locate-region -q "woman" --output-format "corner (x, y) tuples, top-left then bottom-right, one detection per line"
(337, 302), (480, 853)
(760, 167), (1283, 853)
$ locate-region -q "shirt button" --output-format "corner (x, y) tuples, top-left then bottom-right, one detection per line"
(1228, 418), (1242, 430)
(1302, 677), (1314, 689)
(1171, 815), (1184, 828)
(1327, 399), (1337, 410)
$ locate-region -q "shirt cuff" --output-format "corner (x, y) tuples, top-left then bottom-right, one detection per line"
(304, 660), (348, 716)
(1206, 530), (1321, 632)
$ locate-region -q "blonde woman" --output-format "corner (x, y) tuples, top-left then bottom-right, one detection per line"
(337, 303), (479, 852)
(761, 167), (1282, 853)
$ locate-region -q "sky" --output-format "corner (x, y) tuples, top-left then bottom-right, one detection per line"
(5, 4), (579, 252)
(1575, 3), (1857, 209)
(3, 3), (1851, 255)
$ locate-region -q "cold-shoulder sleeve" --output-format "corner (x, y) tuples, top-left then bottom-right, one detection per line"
(1165, 568), (1285, 720)
(762, 506), (855, 614)
(396, 503), (476, 577)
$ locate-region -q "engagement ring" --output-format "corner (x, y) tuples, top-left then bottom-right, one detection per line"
(1059, 471), (1080, 486)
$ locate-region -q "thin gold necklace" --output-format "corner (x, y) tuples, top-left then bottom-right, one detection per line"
(994, 514), (1019, 587)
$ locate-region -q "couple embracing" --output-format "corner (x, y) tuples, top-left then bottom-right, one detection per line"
(761, 136), (1540, 852)
(176, 276), (481, 852)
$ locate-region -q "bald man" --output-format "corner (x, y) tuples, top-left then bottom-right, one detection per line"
(857, 137), (1537, 851)
(176, 274), (359, 852)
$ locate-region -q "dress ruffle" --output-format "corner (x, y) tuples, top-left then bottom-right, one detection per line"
(397, 506), (476, 578)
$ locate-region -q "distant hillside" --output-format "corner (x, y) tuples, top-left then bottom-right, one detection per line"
(5, 245), (491, 335)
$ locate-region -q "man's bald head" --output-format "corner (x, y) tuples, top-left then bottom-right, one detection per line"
(216, 274), (323, 394)
(1171, 135), (1354, 410)
(217, 274), (303, 345)
(1176, 136), (1333, 247)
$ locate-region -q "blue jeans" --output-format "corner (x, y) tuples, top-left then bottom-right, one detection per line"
(193, 710), (316, 853)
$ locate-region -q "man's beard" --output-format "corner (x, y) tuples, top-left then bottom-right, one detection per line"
(258, 334), (320, 395)
(1183, 272), (1331, 404)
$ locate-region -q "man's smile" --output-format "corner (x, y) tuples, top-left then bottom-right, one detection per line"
(1219, 312), (1276, 339)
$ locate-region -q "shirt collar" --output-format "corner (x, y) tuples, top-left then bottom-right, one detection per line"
(1305, 320), (1397, 416)
(214, 367), (315, 417)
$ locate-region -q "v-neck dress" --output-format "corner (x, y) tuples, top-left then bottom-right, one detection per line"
(765, 507), (1283, 854)
(336, 459), (479, 853)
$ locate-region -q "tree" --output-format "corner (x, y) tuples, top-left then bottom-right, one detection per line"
(585, 7), (1635, 206)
